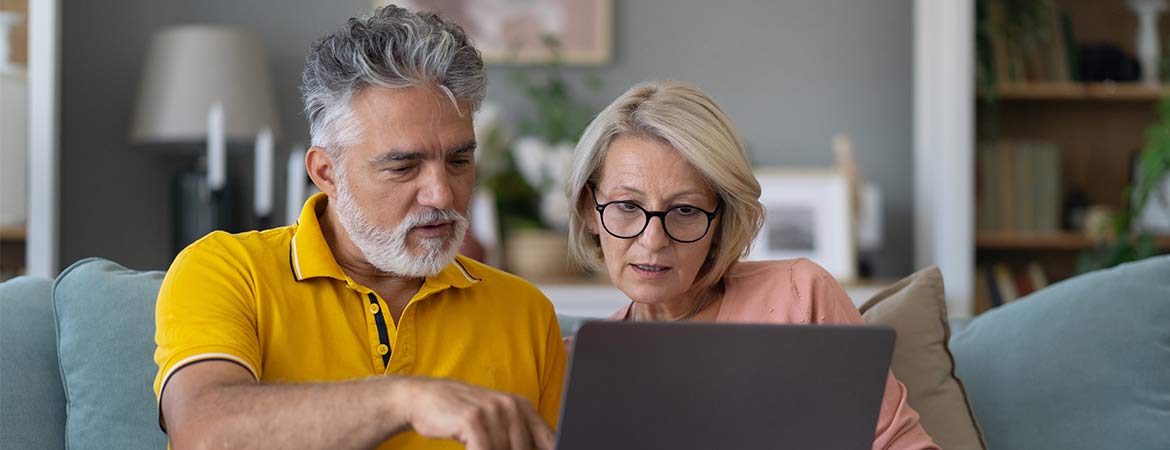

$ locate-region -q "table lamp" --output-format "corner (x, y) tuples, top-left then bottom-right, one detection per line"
(129, 25), (280, 250)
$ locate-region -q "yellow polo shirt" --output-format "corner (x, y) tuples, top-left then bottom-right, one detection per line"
(153, 193), (566, 449)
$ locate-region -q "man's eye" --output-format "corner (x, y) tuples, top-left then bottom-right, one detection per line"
(450, 158), (472, 167)
(387, 166), (414, 174)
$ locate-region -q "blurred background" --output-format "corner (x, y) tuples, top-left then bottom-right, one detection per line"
(2, 0), (1168, 317)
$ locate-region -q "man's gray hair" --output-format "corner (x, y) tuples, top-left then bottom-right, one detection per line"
(300, 5), (485, 160)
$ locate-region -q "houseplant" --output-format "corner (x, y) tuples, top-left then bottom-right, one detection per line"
(1077, 95), (1170, 272)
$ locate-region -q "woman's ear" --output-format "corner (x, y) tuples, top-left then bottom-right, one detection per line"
(584, 199), (600, 235)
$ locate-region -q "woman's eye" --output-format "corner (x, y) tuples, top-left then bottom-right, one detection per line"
(616, 202), (640, 213)
(676, 206), (697, 215)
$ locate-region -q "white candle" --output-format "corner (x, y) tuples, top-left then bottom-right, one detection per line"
(254, 127), (274, 218)
(207, 102), (226, 191)
(286, 147), (306, 225)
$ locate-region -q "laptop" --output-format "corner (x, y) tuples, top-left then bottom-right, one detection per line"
(555, 321), (895, 450)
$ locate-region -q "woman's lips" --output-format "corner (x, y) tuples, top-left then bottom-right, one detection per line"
(630, 263), (671, 278)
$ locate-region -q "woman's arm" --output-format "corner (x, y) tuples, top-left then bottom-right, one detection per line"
(794, 259), (940, 450)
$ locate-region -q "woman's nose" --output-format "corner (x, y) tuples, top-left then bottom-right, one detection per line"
(638, 215), (671, 249)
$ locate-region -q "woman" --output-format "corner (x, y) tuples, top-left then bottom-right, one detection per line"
(564, 81), (938, 450)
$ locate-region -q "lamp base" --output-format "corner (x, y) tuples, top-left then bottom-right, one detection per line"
(173, 167), (233, 253)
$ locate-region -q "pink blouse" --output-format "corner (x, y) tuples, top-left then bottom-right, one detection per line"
(604, 259), (939, 450)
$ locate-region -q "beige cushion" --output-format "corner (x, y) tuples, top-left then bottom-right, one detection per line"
(859, 266), (987, 450)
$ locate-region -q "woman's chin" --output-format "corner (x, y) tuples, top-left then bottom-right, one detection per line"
(616, 281), (681, 307)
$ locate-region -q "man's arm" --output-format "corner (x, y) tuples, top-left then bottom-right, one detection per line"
(163, 361), (555, 450)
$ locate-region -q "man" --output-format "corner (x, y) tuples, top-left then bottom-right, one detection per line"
(153, 6), (566, 450)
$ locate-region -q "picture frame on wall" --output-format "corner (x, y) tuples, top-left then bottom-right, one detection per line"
(748, 168), (857, 283)
(378, 0), (613, 65)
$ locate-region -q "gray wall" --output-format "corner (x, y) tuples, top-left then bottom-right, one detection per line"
(61, 0), (913, 277)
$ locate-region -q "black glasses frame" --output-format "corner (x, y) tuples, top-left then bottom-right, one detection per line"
(590, 189), (722, 243)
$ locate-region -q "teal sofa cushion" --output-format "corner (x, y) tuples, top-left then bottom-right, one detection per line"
(52, 258), (167, 450)
(950, 255), (1170, 450)
(557, 314), (592, 337)
(0, 276), (66, 450)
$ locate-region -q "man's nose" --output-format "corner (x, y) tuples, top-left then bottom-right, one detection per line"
(416, 163), (454, 210)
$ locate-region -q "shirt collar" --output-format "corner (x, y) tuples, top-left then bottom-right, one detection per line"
(289, 192), (481, 291)
(289, 192), (347, 282)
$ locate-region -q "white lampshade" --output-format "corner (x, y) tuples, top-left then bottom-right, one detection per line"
(130, 25), (279, 143)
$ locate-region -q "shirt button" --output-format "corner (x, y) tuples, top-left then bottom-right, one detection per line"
(377, 344), (389, 355)
(368, 303), (381, 315)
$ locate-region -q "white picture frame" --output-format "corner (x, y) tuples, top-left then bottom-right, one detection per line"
(379, 0), (613, 65)
(748, 168), (857, 283)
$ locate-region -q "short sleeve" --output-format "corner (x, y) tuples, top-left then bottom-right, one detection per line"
(153, 233), (263, 406)
(538, 311), (568, 429)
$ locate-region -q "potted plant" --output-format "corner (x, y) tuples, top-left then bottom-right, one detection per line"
(482, 36), (602, 280)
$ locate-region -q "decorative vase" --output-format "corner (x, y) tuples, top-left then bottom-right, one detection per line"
(1130, 0), (1168, 85)
(504, 229), (577, 282)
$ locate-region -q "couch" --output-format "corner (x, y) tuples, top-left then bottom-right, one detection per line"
(2, 256), (1169, 450)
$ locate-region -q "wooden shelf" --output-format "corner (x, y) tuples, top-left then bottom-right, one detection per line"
(0, 225), (26, 241)
(987, 82), (1170, 101)
(977, 232), (1170, 251)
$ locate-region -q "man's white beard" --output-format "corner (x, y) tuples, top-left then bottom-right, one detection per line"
(334, 177), (468, 278)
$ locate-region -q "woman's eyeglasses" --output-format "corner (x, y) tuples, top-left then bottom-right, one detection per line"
(591, 189), (721, 243)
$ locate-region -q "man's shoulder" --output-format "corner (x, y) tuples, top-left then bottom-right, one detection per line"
(172, 226), (297, 272)
(454, 256), (551, 304)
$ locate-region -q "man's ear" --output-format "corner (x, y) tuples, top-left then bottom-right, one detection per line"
(306, 146), (340, 197)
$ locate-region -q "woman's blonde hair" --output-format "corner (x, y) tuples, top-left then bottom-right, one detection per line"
(566, 81), (764, 309)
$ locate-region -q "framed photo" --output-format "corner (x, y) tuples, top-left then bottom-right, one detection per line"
(378, 0), (613, 65)
(747, 168), (857, 283)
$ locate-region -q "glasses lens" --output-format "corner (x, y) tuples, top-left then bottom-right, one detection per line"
(665, 206), (711, 242)
(601, 202), (648, 238)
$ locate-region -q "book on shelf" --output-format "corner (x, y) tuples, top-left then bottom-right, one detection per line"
(992, 263), (1019, 304)
(977, 262), (1050, 313)
(1026, 261), (1050, 292)
(986, 0), (1074, 84)
(976, 140), (1062, 236)
(974, 265), (993, 313)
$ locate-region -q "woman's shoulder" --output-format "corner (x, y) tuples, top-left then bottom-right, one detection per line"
(722, 258), (853, 324)
(726, 258), (834, 284)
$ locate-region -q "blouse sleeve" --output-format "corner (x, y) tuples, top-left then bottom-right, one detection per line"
(792, 259), (940, 450)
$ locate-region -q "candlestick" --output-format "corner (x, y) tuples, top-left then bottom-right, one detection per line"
(286, 147), (307, 225)
(254, 127), (274, 228)
(207, 102), (226, 191)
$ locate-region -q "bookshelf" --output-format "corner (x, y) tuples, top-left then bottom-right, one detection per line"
(974, 0), (1170, 313)
(993, 82), (1170, 101)
(976, 232), (1170, 251)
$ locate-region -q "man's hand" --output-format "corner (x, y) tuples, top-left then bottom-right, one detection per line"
(403, 377), (555, 450)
